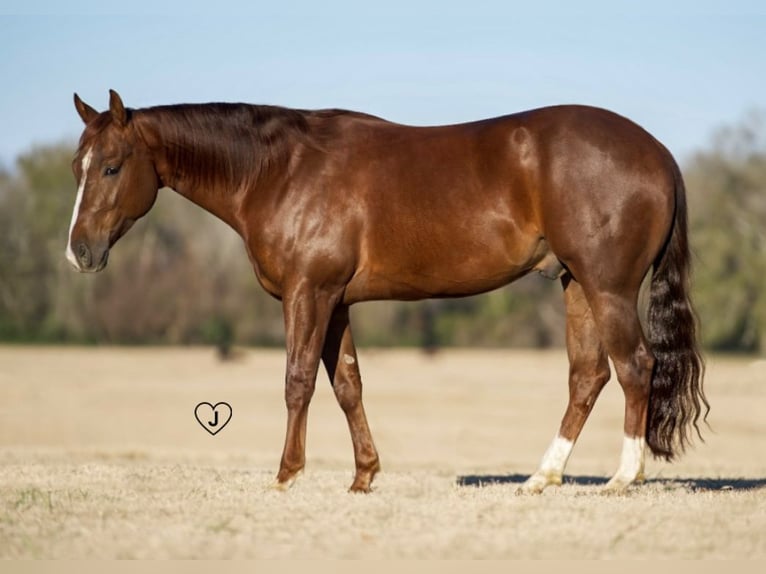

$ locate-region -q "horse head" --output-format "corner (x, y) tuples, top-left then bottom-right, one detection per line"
(67, 90), (159, 272)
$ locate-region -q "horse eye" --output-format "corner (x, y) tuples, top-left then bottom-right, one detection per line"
(104, 166), (120, 176)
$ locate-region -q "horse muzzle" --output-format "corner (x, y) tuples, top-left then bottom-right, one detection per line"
(66, 239), (109, 273)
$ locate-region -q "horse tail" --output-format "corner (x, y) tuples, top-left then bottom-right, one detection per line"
(645, 155), (709, 460)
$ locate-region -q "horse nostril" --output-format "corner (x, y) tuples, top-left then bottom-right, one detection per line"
(77, 242), (92, 268)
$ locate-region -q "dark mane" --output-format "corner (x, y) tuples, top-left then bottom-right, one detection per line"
(133, 103), (316, 190)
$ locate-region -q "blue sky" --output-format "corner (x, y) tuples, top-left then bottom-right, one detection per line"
(0, 1), (764, 169)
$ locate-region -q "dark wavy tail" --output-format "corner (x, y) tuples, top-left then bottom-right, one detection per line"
(646, 159), (709, 460)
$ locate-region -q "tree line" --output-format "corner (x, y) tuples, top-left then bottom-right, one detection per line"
(0, 113), (763, 354)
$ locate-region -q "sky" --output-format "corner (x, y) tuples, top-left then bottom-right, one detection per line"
(0, 1), (764, 169)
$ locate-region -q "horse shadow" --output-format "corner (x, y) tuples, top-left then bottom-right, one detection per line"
(456, 473), (766, 491)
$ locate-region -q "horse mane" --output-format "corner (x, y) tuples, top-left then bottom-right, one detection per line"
(133, 103), (320, 191)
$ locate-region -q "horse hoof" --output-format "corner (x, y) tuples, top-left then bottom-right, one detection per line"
(348, 484), (373, 494)
(517, 472), (561, 495)
(516, 484), (543, 495)
(348, 473), (375, 493)
(270, 469), (303, 491)
(601, 478), (633, 496)
(269, 480), (292, 492)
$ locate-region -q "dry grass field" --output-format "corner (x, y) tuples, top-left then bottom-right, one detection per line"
(0, 346), (764, 558)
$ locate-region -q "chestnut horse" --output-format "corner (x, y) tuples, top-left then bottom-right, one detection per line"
(67, 90), (708, 493)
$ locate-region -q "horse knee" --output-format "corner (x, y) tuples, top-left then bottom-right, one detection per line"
(285, 366), (316, 410)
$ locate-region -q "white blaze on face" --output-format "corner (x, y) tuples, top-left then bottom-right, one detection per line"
(66, 147), (93, 270)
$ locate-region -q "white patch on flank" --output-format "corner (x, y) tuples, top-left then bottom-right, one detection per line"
(538, 434), (574, 474)
(343, 354), (356, 365)
(65, 147), (93, 270)
(612, 435), (646, 482)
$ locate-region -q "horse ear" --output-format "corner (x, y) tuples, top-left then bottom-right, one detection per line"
(74, 93), (98, 124)
(109, 89), (128, 127)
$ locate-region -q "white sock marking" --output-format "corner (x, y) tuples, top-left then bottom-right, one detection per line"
(538, 434), (574, 475)
(519, 434), (574, 492)
(66, 147), (93, 270)
(613, 435), (646, 482)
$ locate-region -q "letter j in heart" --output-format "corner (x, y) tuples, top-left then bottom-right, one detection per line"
(194, 402), (232, 435)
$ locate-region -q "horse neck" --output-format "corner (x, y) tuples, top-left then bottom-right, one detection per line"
(133, 105), (299, 235)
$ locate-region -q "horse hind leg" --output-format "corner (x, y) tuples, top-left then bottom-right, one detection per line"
(518, 275), (611, 494)
(585, 288), (655, 493)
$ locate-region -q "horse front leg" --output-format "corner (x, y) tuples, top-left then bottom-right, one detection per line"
(321, 304), (380, 492)
(273, 280), (340, 490)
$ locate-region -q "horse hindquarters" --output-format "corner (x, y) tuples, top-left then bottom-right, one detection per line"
(521, 111), (684, 492)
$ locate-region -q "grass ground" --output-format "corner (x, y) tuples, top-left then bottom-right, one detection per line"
(0, 347), (764, 558)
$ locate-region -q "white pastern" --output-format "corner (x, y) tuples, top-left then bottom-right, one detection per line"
(518, 434), (574, 493)
(605, 435), (646, 491)
(538, 435), (574, 474)
(65, 147), (93, 270)
(614, 435), (646, 481)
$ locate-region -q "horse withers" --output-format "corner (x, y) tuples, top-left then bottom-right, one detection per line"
(67, 90), (708, 493)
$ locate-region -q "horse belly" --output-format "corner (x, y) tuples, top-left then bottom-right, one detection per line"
(344, 218), (542, 303)
(335, 117), (544, 303)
